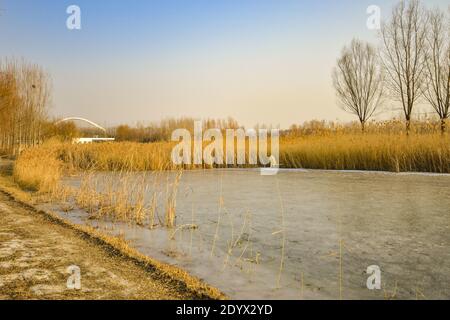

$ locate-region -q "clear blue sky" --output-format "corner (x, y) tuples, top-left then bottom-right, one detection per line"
(0, 0), (448, 128)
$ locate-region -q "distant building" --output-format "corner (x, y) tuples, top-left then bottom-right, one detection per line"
(55, 117), (115, 145)
(73, 137), (115, 144)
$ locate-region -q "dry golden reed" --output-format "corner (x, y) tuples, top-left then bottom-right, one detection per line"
(13, 130), (450, 196)
(72, 170), (183, 228)
(13, 144), (62, 192)
(57, 141), (177, 171)
(280, 133), (450, 173)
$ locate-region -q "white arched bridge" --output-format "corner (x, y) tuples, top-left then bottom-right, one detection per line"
(55, 117), (115, 144)
(55, 117), (107, 133)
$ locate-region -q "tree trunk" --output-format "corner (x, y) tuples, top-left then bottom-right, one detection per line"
(441, 118), (446, 135)
(361, 121), (366, 133)
(406, 119), (411, 136)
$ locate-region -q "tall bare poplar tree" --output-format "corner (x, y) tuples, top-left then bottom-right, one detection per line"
(423, 7), (450, 134)
(380, 0), (428, 134)
(332, 39), (384, 132)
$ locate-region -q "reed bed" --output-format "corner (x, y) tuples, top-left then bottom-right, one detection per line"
(57, 141), (177, 171)
(13, 132), (450, 195)
(71, 170), (183, 228)
(12, 141), (184, 227)
(11, 131), (450, 227)
(280, 133), (450, 173)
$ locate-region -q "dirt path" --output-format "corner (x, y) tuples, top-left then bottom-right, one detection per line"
(0, 191), (192, 300)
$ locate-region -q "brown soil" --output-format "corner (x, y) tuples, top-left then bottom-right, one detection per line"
(0, 189), (196, 300)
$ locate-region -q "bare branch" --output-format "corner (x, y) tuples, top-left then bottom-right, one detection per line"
(380, 0), (428, 132)
(333, 39), (384, 131)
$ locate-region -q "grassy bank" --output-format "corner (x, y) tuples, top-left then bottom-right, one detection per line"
(0, 172), (226, 300)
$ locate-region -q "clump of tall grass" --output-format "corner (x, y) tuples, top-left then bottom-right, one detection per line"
(13, 145), (62, 192)
(71, 169), (183, 228)
(165, 170), (182, 228)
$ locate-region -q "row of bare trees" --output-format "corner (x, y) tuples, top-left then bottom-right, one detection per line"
(333, 0), (449, 134)
(114, 117), (241, 142)
(0, 59), (51, 155)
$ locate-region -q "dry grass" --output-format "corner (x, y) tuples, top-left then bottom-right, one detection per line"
(12, 130), (450, 195)
(57, 141), (176, 171)
(11, 130), (450, 226)
(13, 145), (62, 192)
(52, 132), (450, 174)
(280, 133), (450, 173)
(165, 170), (182, 228)
(11, 141), (186, 227)
(65, 170), (184, 228)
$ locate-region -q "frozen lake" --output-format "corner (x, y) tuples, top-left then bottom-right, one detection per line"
(44, 169), (450, 299)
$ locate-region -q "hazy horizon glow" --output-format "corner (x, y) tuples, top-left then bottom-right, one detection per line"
(0, 0), (448, 129)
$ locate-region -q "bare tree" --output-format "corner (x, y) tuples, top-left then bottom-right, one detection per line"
(332, 39), (384, 132)
(422, 7), (450, 134)
(380, 0), (428, 134)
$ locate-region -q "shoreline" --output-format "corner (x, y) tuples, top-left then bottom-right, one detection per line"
(0, 173), (227, 300)
(65, 166), (450, 177)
